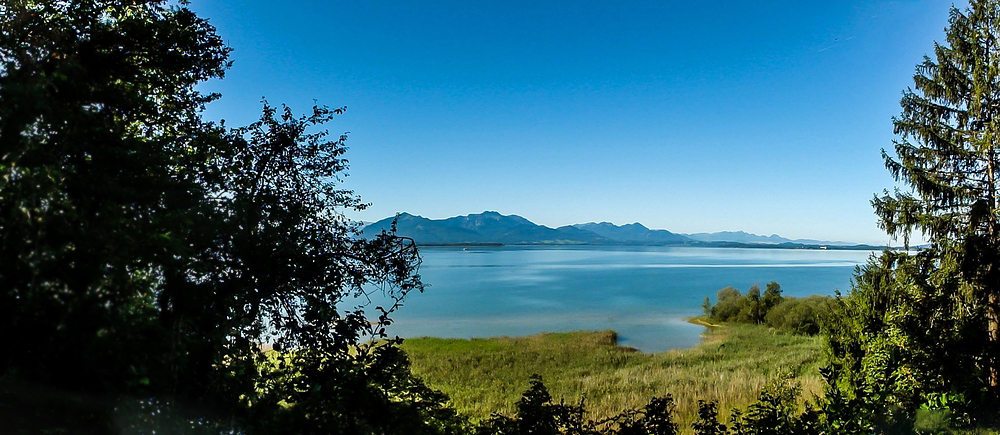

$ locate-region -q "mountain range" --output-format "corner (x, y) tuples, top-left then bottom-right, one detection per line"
(361, 211), (862, 248)
(361, 211), (608, 245)
(684, 231), (852, 246)
(571, 222), (689, 244)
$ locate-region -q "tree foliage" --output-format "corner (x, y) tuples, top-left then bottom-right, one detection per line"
(871, 0), (1000, 385)
(704, 282), (829, 335)
(824, 0), (1000, 429)
(824, 250), (989, 430)
(0, 1), (458, 433)
(762, 282), (783, 312)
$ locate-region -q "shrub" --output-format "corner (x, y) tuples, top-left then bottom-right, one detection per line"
(706, 283), (832, 335)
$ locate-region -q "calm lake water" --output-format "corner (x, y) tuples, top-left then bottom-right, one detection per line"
(374, 246), (876, 352)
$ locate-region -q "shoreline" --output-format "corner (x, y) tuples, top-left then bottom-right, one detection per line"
(401, 318), (723, 355)
(684, 316), (723, 328)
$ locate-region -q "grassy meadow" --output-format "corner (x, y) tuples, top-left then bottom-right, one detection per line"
(401, 321), (826, 429)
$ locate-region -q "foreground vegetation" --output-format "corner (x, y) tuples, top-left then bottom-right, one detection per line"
(402, 325), (824, 429)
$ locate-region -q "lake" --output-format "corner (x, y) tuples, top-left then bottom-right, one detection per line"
(373, 246), (876, 352)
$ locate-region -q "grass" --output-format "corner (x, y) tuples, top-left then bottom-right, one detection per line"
(400, 320), (825, 430)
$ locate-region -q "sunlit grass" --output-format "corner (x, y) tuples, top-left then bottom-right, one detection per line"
(401, 322), (825, 431)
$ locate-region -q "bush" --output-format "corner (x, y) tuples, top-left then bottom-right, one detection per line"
(705, 282), (831, 335)
(764, 297), (834, 335)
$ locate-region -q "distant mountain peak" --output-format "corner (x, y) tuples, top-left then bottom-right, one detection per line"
(584, 221), (648, 229)
(362, 212), (854, 247)
(363, 211), (609, 245)
(571, 222), (689, 244)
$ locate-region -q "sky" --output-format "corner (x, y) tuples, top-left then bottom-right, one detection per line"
(189, 0), (962, 245)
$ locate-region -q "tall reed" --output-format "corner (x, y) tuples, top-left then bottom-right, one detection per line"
(401, 324), (824, 431)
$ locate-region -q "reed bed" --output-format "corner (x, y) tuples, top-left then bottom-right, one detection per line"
(401, 323), (825, 431)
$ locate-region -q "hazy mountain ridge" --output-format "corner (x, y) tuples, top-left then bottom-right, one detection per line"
(362, 211), (610, 245)
(683, 230), (852, 246)
(362, 212), (857, 247)
(570, 222), (691, 244)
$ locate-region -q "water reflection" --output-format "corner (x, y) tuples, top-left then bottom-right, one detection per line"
(370, 246), (873, 352)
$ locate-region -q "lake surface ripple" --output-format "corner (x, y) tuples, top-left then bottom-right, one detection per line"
(375, 246), (875, 352)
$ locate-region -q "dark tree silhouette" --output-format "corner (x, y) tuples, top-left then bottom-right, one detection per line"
(0, 1), (457, 433)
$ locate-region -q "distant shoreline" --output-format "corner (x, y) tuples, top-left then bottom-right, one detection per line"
(365, 211), (907, 250)
(417, 242), (896, 251)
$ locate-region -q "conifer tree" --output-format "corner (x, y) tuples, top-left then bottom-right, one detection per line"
(860, 0), (1000, 399)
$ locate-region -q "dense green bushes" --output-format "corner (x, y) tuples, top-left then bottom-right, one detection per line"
(702, 282), (833, 335)
(762, 297), (834, 336)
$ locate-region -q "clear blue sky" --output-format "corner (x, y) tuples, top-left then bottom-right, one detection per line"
(190, 0), (960, 245)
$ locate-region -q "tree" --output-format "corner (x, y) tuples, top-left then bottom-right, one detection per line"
(0, 1), (456, 433)
(872, 0), (1000, 389)
(711, 286), (742, 321)
(741, 284), (763, 324)
(1, 0), (232, 400)
(762, 281), (783, 312)
(203, 103), (457, 434)
(825, 251), (987, 429)
(826, 0), (1000, 426)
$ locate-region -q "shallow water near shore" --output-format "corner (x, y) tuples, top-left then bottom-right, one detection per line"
(371, 246), (875, 352)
